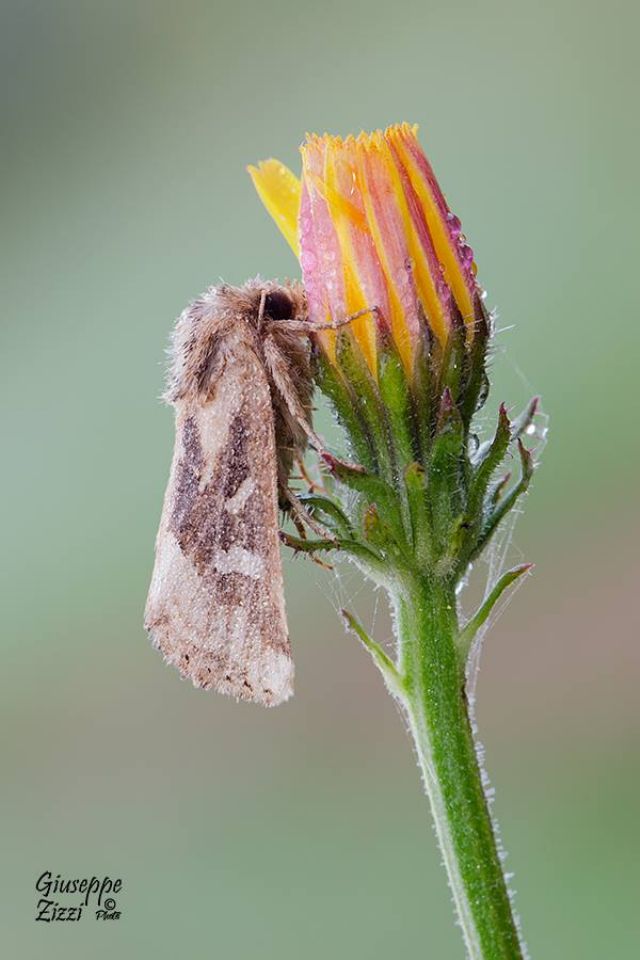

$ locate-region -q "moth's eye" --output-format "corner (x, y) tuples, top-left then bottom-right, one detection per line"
(264, 290), (294, 321)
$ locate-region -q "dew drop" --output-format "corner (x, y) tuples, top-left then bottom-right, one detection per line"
(446, 212), (462, 238)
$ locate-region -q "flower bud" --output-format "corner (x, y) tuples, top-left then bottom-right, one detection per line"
(250, 126), (536, 581)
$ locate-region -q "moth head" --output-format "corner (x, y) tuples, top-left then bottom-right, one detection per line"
(264, 288), (294, 321)
(261, 281), (307, 326)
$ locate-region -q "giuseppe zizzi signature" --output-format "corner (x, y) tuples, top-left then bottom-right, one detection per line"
(34, 871), (123, 921)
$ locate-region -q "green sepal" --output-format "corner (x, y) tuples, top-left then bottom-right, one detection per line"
(358, 505), (409, 570)
(434, 513), (471, 578)
(321, 452), (406, 547)
(411, 332), (435, 469)
(458, 295), (491, 426)
(340, 608), (406, 701)
(458, 403), (511, 565)
(334, 331), (395, 483)
(428, 389), (467, 556)
(489, 471), (511, 506)
(433, 305), (466, 405)
(471, 403), (510, 468)
(361, 503), (400, 554)
(456, 563), (534, 664)
(315, 350), (376, 471)
(467, 439), (534, 564)
(466, 403), (511, 527)
(510, 396), (539, 442)
(404, 461), (432, 566)
(378, 338), (420, 469)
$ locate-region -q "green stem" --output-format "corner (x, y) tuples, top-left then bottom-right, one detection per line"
(394, 577), (525, 960)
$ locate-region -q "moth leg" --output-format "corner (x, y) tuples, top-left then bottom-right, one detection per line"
(290, 505), (309, 540)
(272, 305), (380, 336)
(285, 529), (334, 570)
(310, 554), (334, 571)
(279, 531), (337, 571)
(264, 334), (350, 455)
(284, 504), (333, 569)
(296, 455), (324, 494)
(282, 481), (336, 543)
(283, 487), (314, 541)
(282, 489), (335, 569)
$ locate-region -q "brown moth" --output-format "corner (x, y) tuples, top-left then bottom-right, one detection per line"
(145, 279), (359, 706)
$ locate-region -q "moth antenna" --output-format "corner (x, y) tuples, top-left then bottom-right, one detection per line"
(257, 288), (268, 331)
(312, 304), (381, 331)
(272, 305), (381, 336)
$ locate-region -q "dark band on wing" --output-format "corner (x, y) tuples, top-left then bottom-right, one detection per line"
(170, 414), (262, 574)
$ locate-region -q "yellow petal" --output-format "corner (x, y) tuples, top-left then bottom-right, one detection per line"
(247, 159), (301, 257)
(388, 126), (475, 329)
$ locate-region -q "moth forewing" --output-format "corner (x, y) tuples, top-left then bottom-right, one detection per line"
(145, 282), (310, 707)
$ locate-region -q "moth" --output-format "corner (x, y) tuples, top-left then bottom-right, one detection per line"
(145, 279), (363, 706)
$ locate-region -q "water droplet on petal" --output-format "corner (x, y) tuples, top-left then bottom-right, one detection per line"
(447, 212), (462, 238)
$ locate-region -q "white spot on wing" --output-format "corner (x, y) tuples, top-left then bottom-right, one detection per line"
(225, 476), (255, 514)
(212, 546), (264, 578)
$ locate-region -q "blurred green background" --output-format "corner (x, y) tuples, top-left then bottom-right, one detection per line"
(2, 0), (638, 956)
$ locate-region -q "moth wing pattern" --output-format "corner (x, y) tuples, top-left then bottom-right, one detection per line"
(145, 331), (293, 707)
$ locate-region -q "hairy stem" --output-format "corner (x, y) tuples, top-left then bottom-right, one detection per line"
(393, 577), (525, 960)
